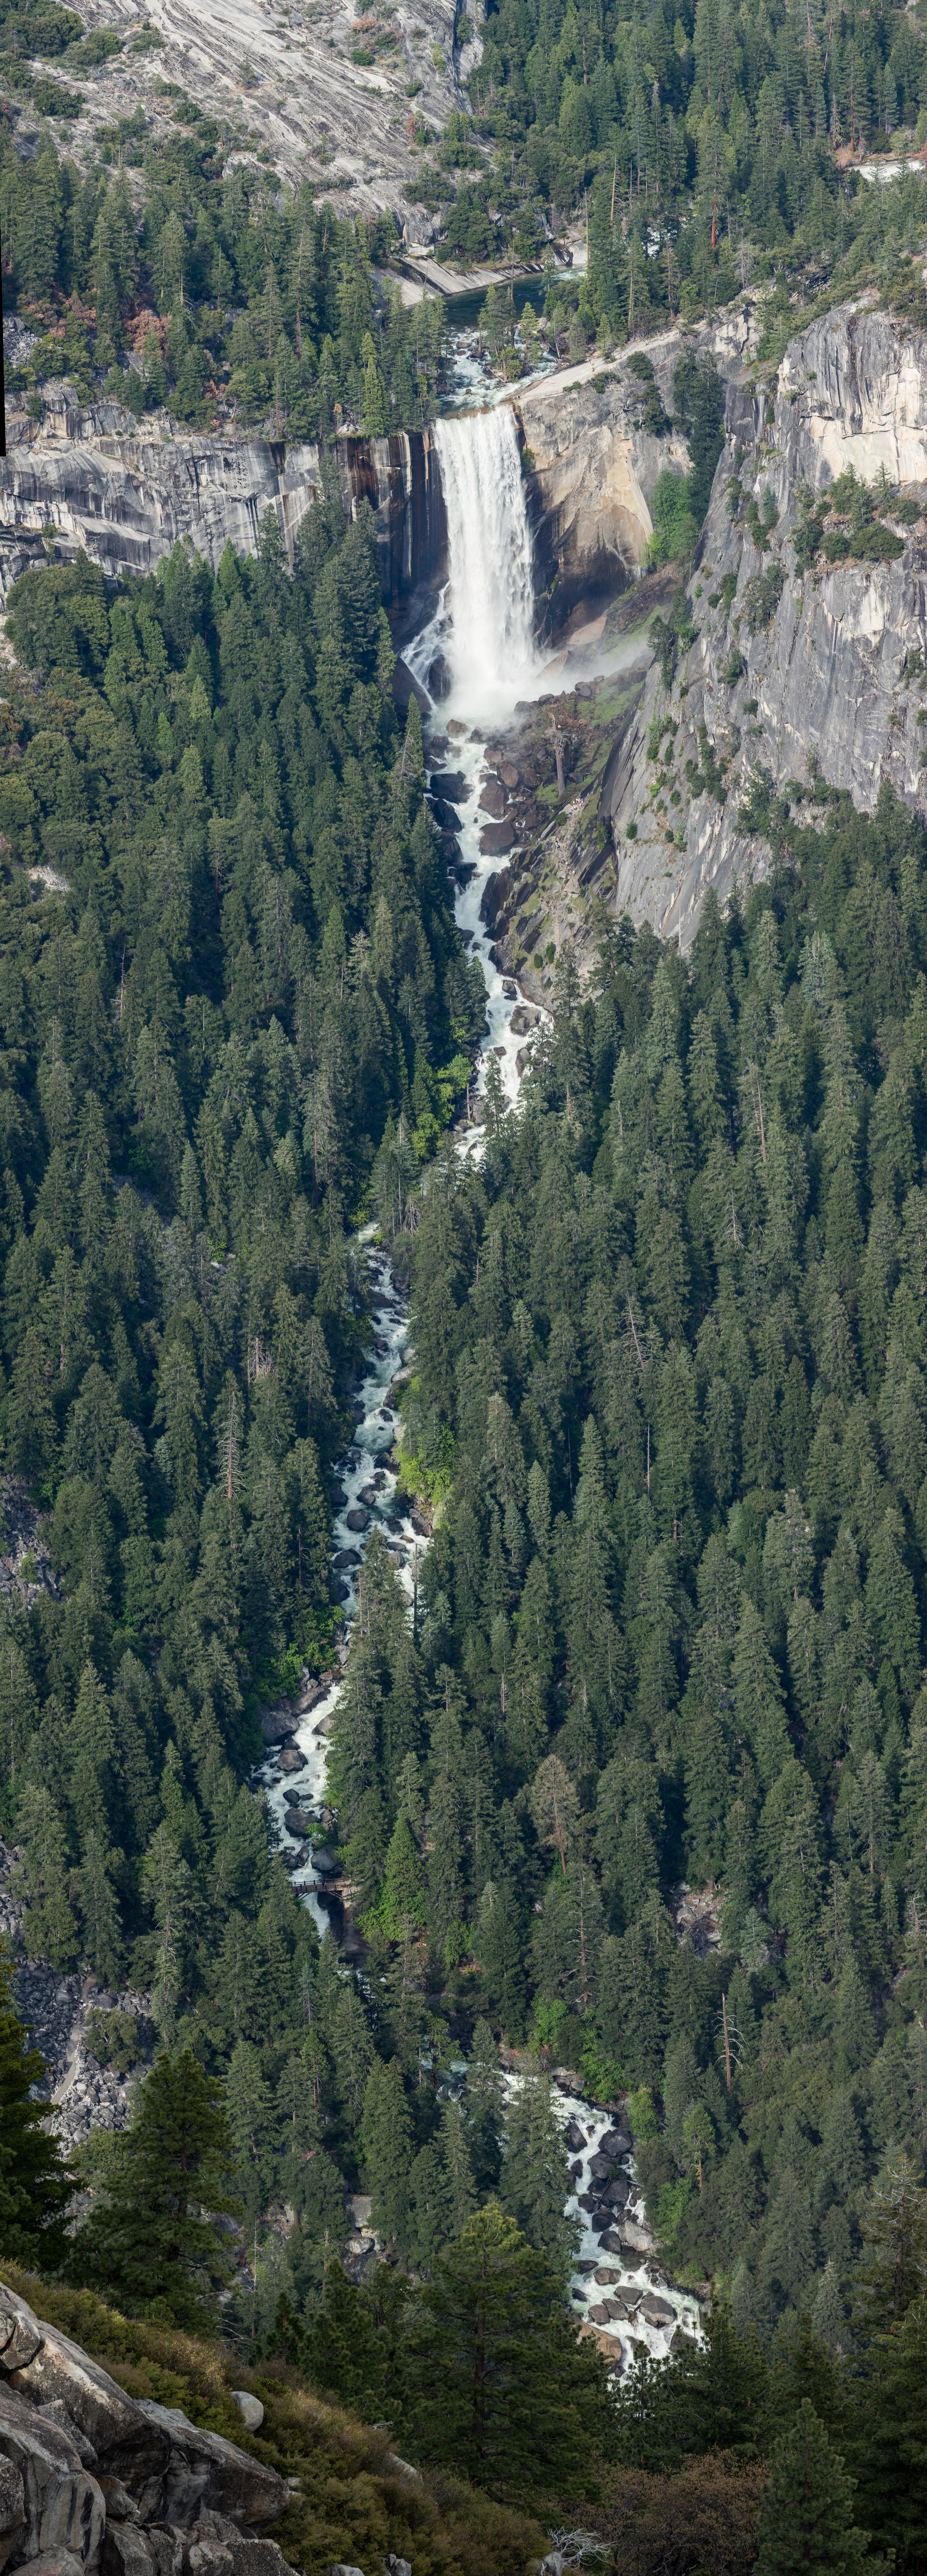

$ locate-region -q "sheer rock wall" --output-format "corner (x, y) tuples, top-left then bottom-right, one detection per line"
(600, 294), (927, 946)
(0, 396), (446, 618)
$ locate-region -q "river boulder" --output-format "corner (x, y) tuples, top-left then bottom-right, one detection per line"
(427, 795), (461, 832)
(345, 1509), (369, 1533)
(479, 823), (515, 856)
(598, 2127), (632, 2158)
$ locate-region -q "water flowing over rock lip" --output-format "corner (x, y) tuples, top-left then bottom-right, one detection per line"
(252, 401), (702, 2365)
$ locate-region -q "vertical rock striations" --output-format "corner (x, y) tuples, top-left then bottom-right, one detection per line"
(598, 297), (927, 943)
(0, 399), (446, 616)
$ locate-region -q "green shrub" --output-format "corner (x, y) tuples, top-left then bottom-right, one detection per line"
(855, 521), (904, 563)
(646, 470), (698, 568)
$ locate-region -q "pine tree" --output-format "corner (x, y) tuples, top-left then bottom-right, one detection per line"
(476, 1875), (527, 2036)
(0, 1950), (74, 2265)
(499, 2065), (580, 2283)
(755, 2402), (870, 2576)
(360, 2053), (412, 2248)
(226, 2039), (278, 2217)
(465, 2016), (506, 2192)
(852, 2294), (927, 2562)
(852, 2150), (927, 2330)
(15, 1783), (78, 1965)
(70, 2048), (240, 2326)
(377, 1809), (425, 1940)
(403, 2202), (606, 2497)
(75, 1830), (122, 1983)
(69, 1661), (117, 1845)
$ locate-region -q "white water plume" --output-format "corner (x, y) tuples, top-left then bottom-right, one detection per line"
(413, 406), (539, 719)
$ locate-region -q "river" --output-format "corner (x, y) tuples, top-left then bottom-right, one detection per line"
(258, 404), (700, 2373)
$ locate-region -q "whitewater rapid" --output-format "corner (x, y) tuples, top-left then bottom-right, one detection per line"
(257, 404), (700, 2372)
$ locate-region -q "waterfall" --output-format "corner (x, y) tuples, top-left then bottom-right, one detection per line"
(410, 407), (539, 719)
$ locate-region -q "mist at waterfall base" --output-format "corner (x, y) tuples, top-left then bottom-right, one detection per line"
(257, 401), (700, 2376)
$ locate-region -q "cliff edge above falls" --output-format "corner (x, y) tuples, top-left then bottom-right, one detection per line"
(513, 302), (754, 637)
(602, 294), (927, 947)
(0, 394), (446, 617)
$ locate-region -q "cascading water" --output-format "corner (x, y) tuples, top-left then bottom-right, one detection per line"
(410, 406), (539, 722)
(437, 407), (536, 704)
(256, 405), (700, 2378)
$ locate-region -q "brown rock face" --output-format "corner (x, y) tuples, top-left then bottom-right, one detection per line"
(479, 823), (515, 856)
(478, 780), (506, 818)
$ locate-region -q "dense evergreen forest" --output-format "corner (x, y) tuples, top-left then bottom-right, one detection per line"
(0, 53), (449, 435)
(0, 501), (488, 2270)
(8, 4), (927, 2559)
(317, 784), (927, 2352)
(6, 0), (927, 435)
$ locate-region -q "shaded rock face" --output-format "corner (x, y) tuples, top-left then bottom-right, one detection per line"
(0, 405), (444, 623)
(343, 432), (446, 630)
(0, 2285), (290, 2576)
(515, 305), (753, 635)
(599, 295), (927, 941)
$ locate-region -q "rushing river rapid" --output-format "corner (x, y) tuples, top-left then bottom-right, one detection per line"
(258, 406), (700, 2373)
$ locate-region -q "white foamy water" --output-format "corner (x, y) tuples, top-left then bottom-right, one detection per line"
(254, 407), (699, 2369)
(258, 1232), (419, 1938)
(427, 408), (538, 713)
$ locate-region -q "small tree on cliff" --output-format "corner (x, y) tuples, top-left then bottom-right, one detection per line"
(0, 1948), (74, 2267)
(70, 2047), (240, 2326)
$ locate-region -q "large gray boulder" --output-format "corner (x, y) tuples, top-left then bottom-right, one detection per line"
(101, 2535), (156, 2576)
(0, 2297), (42, 2375)
(12, 2330), (170, 2501)
(0, 2285), (291, 2576)
(0, 2458), (24, 2570)
(0, 2385), (105, 2570)
(135, 2414), (287, 2532)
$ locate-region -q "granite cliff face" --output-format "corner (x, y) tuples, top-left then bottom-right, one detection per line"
(0, 2279), (291, 2576)
(0, 389), (446, 617)
(601, 296), (927, 945)
(514, 305), (755, 636)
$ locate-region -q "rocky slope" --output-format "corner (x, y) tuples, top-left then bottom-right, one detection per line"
(0, 2277), (295, 2576)
(602, 294), (927, 944)
(11, 0), (481, 245)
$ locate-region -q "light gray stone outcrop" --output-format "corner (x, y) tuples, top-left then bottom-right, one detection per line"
(599, 294), (927, 941)
(0, 2290), (291, 2576)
